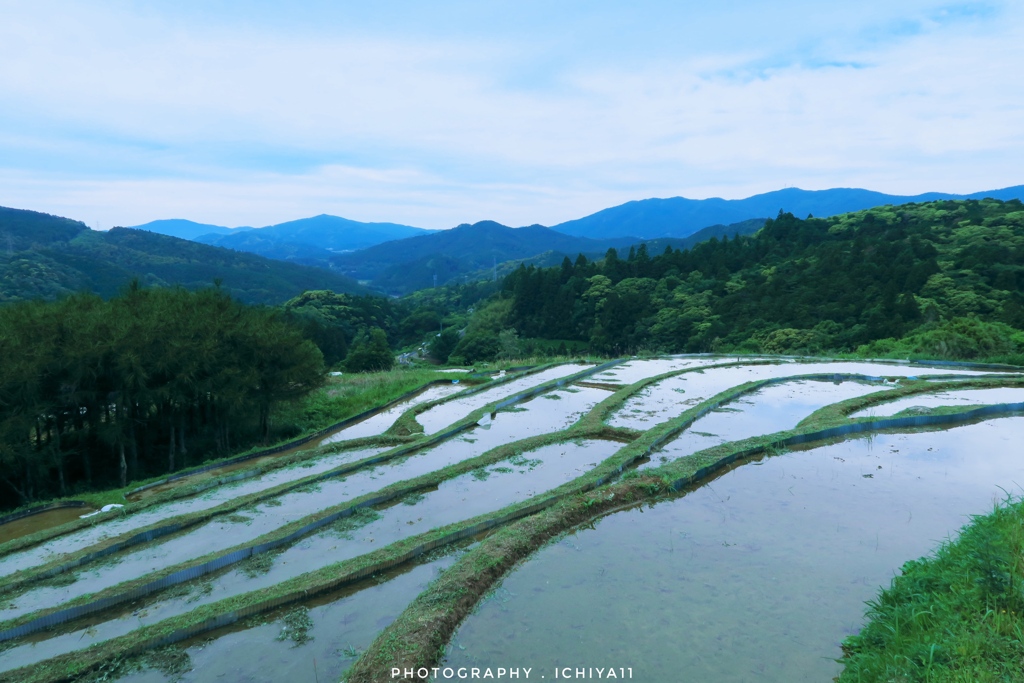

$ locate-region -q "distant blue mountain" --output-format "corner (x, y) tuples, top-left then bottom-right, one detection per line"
(129, 219), (252, 241)
(193, 214), (429, 257)
(549, 185), (1024, 240)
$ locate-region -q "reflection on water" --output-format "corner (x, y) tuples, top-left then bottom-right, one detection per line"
(0, 439), (623, 674)
(320, 383), (467, 444)
(640, 378), (888, 470)
(608, 360), (1003, 430)
(416, 364), (593, 434)
(113, 552), (465, 683)
(0, 448), (386, 581)
(445, 417), (1024, 683)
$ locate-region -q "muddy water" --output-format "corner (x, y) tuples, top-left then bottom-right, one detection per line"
(848, 386), (1024, 418)
(415, 364), (594, 434)
(0, 388), (609, 619)
(0, 440), (624, 673)
(639, 379), (890, 470)
(607, 360), (1002, 430)
(0, 508), (96, 547)
(320, 383), (467, 444)
(112, 551), (466, 683)
(444, 417), (1024, 683)
(0, 447), (385, 581)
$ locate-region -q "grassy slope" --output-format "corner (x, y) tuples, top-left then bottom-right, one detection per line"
(838, 498), (1024, 682)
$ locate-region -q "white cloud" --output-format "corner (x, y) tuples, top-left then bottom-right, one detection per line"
(0, 1), (1021, 227)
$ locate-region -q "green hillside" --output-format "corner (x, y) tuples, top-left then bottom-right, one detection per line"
(0, 206), (370, 304)
(450, 198), (1024, 361)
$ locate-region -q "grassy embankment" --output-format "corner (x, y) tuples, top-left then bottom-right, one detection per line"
(838, 497), (1024, 682)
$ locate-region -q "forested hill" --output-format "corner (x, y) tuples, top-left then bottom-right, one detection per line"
(0, 206), (370, 304)
(474, 198), (1024, 359)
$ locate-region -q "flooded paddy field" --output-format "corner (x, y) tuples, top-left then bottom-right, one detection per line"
(0, 446), (387, 581)
(114, 549), (468, 683)
(639, 378), (891, 470)
(0, 384), (605, 601)
(415, 364), (594, 434)
(125, 384), (468, 505)
(0, 440), (622, 674)
(0, 387), (610, 623)
(2, 357), (1021, 683)
(0, 508), (96, 548)
(607, 359), (1007, 430)
(444, 417), (1024, 682)
(320, 382), (467, 444)
(848, 386), (1024, 418)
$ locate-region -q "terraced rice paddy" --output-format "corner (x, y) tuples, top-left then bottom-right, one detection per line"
(1, 357), (1021, 683)
(445, 418), (1024, 681)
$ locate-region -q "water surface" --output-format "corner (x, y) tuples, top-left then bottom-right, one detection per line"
(445, 417), (1024, 682)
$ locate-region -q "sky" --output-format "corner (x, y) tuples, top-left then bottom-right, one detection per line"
(0, 0), (1022, 229)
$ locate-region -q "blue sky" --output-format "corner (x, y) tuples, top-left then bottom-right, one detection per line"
(0, 1), (1021, 228)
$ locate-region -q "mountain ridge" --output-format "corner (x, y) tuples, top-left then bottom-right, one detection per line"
(550, 185), (1024, 239)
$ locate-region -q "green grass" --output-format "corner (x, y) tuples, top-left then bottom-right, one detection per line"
(838, 497), (1024, 682)
(240, 551), (278, 578)
(276, 367), (478, 434)
(328, 507), (383, 539)
(276, 607), (314, 647)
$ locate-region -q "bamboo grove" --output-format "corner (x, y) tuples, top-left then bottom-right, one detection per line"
(0, 284), (323, 509)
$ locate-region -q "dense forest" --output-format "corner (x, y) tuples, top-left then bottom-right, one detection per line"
(2, 197), (1023, 509)
(445, 198), (1024, 362)
(0, 285), (323, 508)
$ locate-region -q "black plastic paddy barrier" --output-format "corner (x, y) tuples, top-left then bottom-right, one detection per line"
(0, 360), (621, 643)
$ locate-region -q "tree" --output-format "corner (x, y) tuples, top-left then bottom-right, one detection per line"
(429, 328), (460, 364)
(344, 328), (395, 372)
(497, 328), (522, 360)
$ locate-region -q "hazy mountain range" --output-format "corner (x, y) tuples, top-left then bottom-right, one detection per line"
(3, 185), (1018, 302)
(128, 185), (1024, 294)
